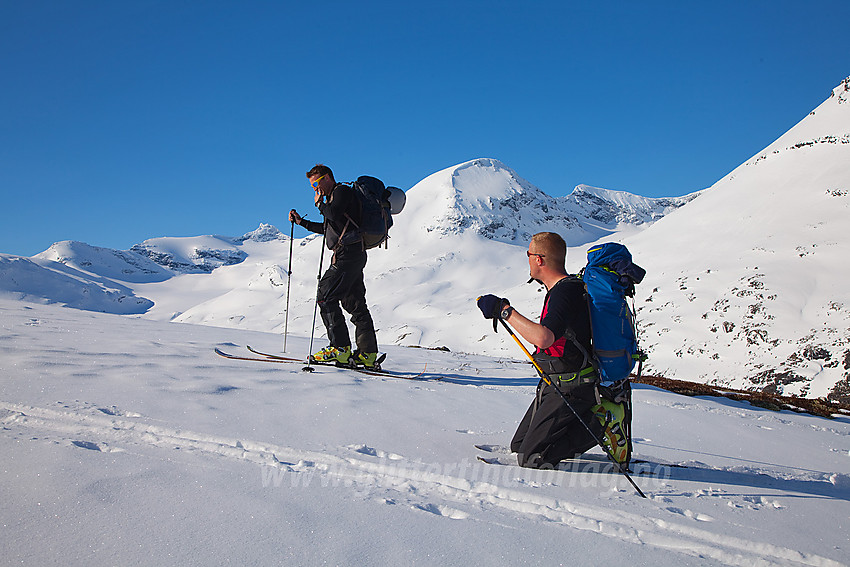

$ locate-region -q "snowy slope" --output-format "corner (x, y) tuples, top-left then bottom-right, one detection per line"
(627, 77), (850, 402)
(1, 298), (848, 566)
(0, 253), (154, 314)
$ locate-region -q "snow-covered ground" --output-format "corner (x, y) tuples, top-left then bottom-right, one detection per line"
(2, 298), (848, 566)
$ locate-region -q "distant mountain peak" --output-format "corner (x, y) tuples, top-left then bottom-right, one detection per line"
(236, 223), (287, 243)
(403, 158), (696, 245)
(566, 184), (702, 226)
(35, 240), (170, 283)
(130, 235), (246, 274)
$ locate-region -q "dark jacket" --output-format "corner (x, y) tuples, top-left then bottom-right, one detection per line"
(532, 276), (594, 377)
(301, 183), (364, 260)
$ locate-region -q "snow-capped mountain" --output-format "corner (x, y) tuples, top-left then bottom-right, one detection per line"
(409, 158), (697, 245)
(0, 226), (292, 313)
(35, 240), (172, 283)
(129, 236), (246, 275)
(626, 77), (850, 402)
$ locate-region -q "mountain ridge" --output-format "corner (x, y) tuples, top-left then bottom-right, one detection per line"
(403, 157), (698, 245)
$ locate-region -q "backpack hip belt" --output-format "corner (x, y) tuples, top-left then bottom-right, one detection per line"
(550, 366), (597, 392)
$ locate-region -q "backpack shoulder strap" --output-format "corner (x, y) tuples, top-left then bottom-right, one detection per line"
(331, 182), (365, 251)
(554, 275), (600, 377)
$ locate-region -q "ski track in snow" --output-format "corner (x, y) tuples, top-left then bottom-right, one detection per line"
(1, 400), (843, 567)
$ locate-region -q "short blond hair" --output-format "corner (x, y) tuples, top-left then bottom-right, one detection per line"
(530, 232), (566, 269)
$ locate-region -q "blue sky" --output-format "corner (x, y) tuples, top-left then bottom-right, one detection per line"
(2, 1), (848, 257)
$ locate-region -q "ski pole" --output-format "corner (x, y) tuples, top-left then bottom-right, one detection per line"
(302, 233), (326, 373)
(497, 317), (647, 498)
(283, 220), (294, 353)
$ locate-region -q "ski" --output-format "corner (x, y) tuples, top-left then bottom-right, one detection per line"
(246, 345), (302, 361)
(306, 351), (387, 370)
(214, 348), (299, 364)
(253, 345), (431, 380)
(215, 347), (431, 380)
(304, 357), (431, 380)
(247, 346), (390, 376)
(474, 455), (666, 476)
(250, 345), (388, 370)
(473, 444), (687, 476)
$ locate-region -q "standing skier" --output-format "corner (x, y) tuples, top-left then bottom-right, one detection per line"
(289, 164), (380, 368)
(478, 232), (601, 468)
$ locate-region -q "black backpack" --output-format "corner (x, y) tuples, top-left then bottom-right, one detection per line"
(345, 176), (405, 249)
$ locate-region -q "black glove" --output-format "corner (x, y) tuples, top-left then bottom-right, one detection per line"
(477, 295), (508, 320)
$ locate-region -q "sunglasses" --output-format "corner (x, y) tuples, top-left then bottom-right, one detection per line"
(310, 174), (327, 189)
(527, 251), (545, 258)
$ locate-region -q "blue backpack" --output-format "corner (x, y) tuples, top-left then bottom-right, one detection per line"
(580, 243), (646, 384)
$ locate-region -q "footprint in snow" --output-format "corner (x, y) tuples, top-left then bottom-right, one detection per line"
(413, 503), (469, 520)
(346, 444), (404, 460)
(73, 440), (103, 451)
(665, 506), (715, 522)
(71, 440), (124, 453)
(98, 406), (142, 418)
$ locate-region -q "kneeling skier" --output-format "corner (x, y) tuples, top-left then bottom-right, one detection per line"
(478, 232), (601, 468)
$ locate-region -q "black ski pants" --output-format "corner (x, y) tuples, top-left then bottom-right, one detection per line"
(317, 250), (377, 353)
(510, 381), (600, 469)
